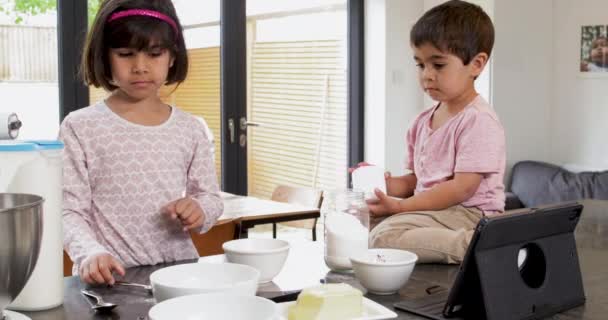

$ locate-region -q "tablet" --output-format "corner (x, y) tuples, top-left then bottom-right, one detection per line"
(394, 202), (585, 320)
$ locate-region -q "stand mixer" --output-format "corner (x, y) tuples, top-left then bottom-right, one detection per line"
(0, 194), (44, 320)
(0, 113), (64, 319)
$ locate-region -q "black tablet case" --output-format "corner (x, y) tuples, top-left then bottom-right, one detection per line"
(394, 203), (585, 320)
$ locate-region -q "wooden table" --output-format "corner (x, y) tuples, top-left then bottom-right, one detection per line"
(218, 192), (320, 238)
(25, 200), (607, 319)
(63, 193), (320, 275)
(190, 192), (320, 257)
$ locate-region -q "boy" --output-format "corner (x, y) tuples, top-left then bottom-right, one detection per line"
(367, 0), (506, 264)
(583, 36), (608, 72)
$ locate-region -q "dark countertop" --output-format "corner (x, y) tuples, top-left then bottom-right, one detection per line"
(21, 200), (608, 320)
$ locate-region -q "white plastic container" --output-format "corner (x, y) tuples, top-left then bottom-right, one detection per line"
(0, 140), (64, 311)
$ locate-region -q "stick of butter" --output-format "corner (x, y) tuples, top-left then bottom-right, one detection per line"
(288, 283), (363, 320)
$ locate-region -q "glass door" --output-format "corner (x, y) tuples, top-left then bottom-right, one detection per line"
(244, 0), (350, 199)
(173, 0), (222, 183)
(76, 0), (363, 195)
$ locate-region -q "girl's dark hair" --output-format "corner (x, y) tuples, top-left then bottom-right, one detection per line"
(82, 0), (188, 91)
(410, 0), (494, 65)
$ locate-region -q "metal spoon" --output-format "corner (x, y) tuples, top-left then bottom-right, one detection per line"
(113, 281), (153, 294)
(81, 289), (118, 312)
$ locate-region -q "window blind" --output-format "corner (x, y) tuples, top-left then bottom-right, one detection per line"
(248, 40), (347, 199)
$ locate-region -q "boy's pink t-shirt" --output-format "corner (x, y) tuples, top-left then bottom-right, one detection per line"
(406, 95), (506, 213)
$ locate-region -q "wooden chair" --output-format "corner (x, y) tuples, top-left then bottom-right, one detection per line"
(190, 220), (237, 256)
(271, 185), (323, 241)
(64, 250), (73, 277)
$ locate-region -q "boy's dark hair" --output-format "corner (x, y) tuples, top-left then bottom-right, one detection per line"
(410, 0), (494, 65)
(82, 0), (188, 91)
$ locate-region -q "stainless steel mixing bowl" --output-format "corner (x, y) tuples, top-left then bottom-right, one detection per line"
(0, 194), (44, 319)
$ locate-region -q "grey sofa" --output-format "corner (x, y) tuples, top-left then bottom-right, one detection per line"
(505, 161), (608, 210)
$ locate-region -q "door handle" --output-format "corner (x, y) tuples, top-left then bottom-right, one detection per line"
(240, 117), (261, 131)
(228, 118), (235, 144)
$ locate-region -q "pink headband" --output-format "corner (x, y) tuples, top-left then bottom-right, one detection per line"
(108, 9), (179, 36)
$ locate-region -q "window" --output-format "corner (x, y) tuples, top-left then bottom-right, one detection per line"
(0, 1), (59, 139)
(246, 0), (349, 198)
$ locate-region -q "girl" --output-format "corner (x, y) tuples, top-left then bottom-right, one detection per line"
(60, 0), (223, 285)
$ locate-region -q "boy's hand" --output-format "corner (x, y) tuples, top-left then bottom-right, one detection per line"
(384, 171), (398, 196)
(366, 188), (402, 217)
(162, 197), (206, 232)
(80, 253), (125, 285)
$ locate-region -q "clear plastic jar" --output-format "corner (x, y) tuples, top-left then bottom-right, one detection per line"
(323, 189), (370, 272)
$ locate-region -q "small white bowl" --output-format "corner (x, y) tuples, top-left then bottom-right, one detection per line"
(222, 238), (290, 283)
(350, 248), (418, 295)
(149, 262), (260, 302)
(148, 293), (278, 320)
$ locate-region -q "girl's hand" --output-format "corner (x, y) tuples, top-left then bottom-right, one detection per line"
(162, 197), (206, 232)
(80, 253), (125, 285)
(366, 188), (402, 217)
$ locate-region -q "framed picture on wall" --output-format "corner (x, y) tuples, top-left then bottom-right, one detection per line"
(580, 25), (608, 76)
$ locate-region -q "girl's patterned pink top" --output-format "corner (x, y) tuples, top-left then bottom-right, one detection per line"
(60, 102), (223, 272)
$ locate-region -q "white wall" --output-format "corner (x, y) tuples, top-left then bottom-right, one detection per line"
(367, 0), (608, 179)
(364, 0), (423, 174)
(492, 0), (554, 180)
(364, 0), (387, 170)
(552, 0), (608, 169)
(384, 0), (425, 173)
(494, 0), (608, 174)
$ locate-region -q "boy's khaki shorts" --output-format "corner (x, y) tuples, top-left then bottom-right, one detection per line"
(369, 205), (483, 264)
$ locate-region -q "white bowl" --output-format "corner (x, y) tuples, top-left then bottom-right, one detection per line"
(148, 293), (278, 320)
(223, 238), (290, 283)
(149, 262), (260, 302)
(350, 248), (418, 295)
